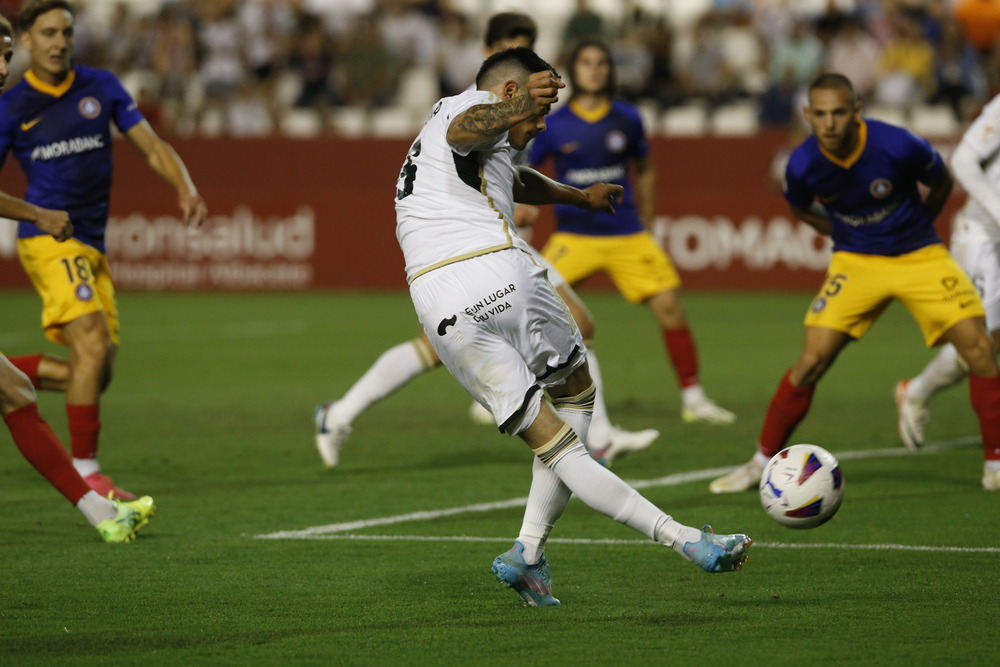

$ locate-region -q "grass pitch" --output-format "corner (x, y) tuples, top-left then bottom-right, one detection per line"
(0, 290), (996, 666)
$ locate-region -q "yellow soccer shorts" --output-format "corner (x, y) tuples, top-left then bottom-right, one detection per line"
(542, 231), (681, 303)
(17, 236), (120, 346)
(805, 244), (985, 347)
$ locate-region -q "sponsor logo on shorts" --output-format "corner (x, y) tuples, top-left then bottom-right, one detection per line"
(869, 179), (892, 199)
(811, 297), (826, 313)
(79, 97), (101, 119)
(605, 130), (627, 153)
(942, 277), (959, 290)
(464, 283), (516, 323)
(75, 284), (94, 301)
(437, 314), (457, 336)
(941, 276), (978, 305)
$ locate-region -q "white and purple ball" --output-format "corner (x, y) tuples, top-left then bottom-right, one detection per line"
(759, 444), (844, 529)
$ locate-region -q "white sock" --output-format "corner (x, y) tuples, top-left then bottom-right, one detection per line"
(908, 344), (966, 405)
(586, 349), (612, 448)
(550, 443), (669, 540)
(681, 384), (706, 409)
(73, 457), (100, 477)
(76, 490), (117, 526)
(985, 460), (1000, 473)
(336, 340), (430, 424)
(553, 405), (593, 452)
(518, 457), (572, 564)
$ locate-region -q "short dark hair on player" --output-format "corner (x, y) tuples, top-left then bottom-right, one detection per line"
(809, 73), (856, 104)
(567, 39), (617, 100)
(475, 46), (557, 91)
(0, 13), (13, 38)
(484, 12), (537, 49)
(18, 0), (77, 31)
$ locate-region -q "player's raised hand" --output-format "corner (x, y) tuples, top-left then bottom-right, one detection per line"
(526, 70), (564, 113)
(579, 183), (624, 214)
(180, 191), (208, 229)
(34, 207), (73, 242)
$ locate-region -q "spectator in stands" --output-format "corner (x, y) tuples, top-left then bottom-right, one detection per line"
(826, 16), (882, 101)
(436, 11), (481, 98)
(643, 17), (685, 108)
(562, 0), (604, 50)
(681, 24), (742, 109)
(875, 13), (935, 108)
(290, 13), (337, 109)
(149, 5), (197, 109)
(954, 0), (1000, 55)
(196, 0), (247, 133)
(761, 20), (822, 127)
(338, 13), (397, 108)
(931, 18), (983, 120)
(612, 20), (652, 101)
(379, 0), (438, 69)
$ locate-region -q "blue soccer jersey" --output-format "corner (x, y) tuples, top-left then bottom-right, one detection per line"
(0, 66), (145, 253)
(530, 99), (647, 236)
(784, 119), (946, 256)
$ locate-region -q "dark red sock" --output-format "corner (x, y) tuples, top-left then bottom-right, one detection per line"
(66, 404), (100, 461)
(5, 403), (90, 504)
(758, 370), (816, 458)
(969, 374), (1000, 461)
(663, 325), (699, 388)
(7, 354), (43, 389)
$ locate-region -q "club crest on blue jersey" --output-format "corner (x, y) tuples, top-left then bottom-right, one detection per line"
(605, 130), (627, 153)
(75, 284), (94, 301)
(79, 97), (101, 119)
(869, 179), (892, 199)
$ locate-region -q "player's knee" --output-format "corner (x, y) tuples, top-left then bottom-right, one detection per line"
(959, 334), (997, 375)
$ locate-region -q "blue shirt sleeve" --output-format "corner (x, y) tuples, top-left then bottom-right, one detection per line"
(900, 129), (945, 185)
(0, 100), (15, 169)
(629, 106), (649, 160)
(783, 150), (814, 209)
(103, 71), (145, 133)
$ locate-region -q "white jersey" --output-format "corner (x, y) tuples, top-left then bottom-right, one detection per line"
(395, 90), (529, 283)
(958, 94), (1000, 231)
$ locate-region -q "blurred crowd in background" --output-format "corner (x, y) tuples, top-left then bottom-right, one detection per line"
(4, 0), (1000, 138)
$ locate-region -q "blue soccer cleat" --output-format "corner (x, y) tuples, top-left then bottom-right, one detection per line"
(491, 541), (561, 607)
(682, 525), (752, 573)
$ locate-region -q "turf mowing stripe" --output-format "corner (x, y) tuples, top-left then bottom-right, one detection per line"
(274, 534), (1000, 553)
(255, 435), (980, 540)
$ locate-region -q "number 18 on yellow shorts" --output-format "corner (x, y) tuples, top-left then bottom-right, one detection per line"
(17, 236), (120, 346)
(805, 244), (985, 347)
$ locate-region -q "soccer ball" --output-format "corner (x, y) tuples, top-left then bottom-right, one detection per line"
(759, 444), (844, 529)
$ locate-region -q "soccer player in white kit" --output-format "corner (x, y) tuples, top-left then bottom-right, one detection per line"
(314, 12), (657, 470)
(396, 47), (750, 606)
(896, 93), (1000, 490)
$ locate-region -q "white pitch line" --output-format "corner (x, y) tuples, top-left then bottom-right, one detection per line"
(256, 435), (980, 540)
(273, 533), (1000, 553)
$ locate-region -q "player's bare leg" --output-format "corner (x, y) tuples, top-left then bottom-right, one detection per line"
(941, 317), (1000, 490)
(60, 311), (131, 499)
(6, 353), (70, 392)
(710, 326), (851, 493)
(646, 288), (735, 425)
(316, 333), (439, 467)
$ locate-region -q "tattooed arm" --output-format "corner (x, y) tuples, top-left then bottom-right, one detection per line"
(447, 71), (562, 152)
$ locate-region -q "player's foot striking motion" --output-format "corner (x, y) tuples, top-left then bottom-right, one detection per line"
(396, 48), (749, 605)
(532, 40), (734, 427)
(710, 73), (1000, 494)
(314, 14), (657, 468)
(896, 91), (1000, 487)
(3, 1), (206, 499)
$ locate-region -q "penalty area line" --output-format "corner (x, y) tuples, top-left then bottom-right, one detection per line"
(271, 533), (1000, 553)
(255, 435), (979, 540)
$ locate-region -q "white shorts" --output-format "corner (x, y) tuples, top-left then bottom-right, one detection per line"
(525, 245), (567, 290)
(409, 248), (585, 435)
(952, 209), (1000, 331)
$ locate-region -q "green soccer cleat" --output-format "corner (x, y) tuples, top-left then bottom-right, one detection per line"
(97, 495), (156, 543)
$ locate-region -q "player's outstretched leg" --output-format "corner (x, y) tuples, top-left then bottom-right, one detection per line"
(315, 336), (438, 467)
(895, 344), (967, 450)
